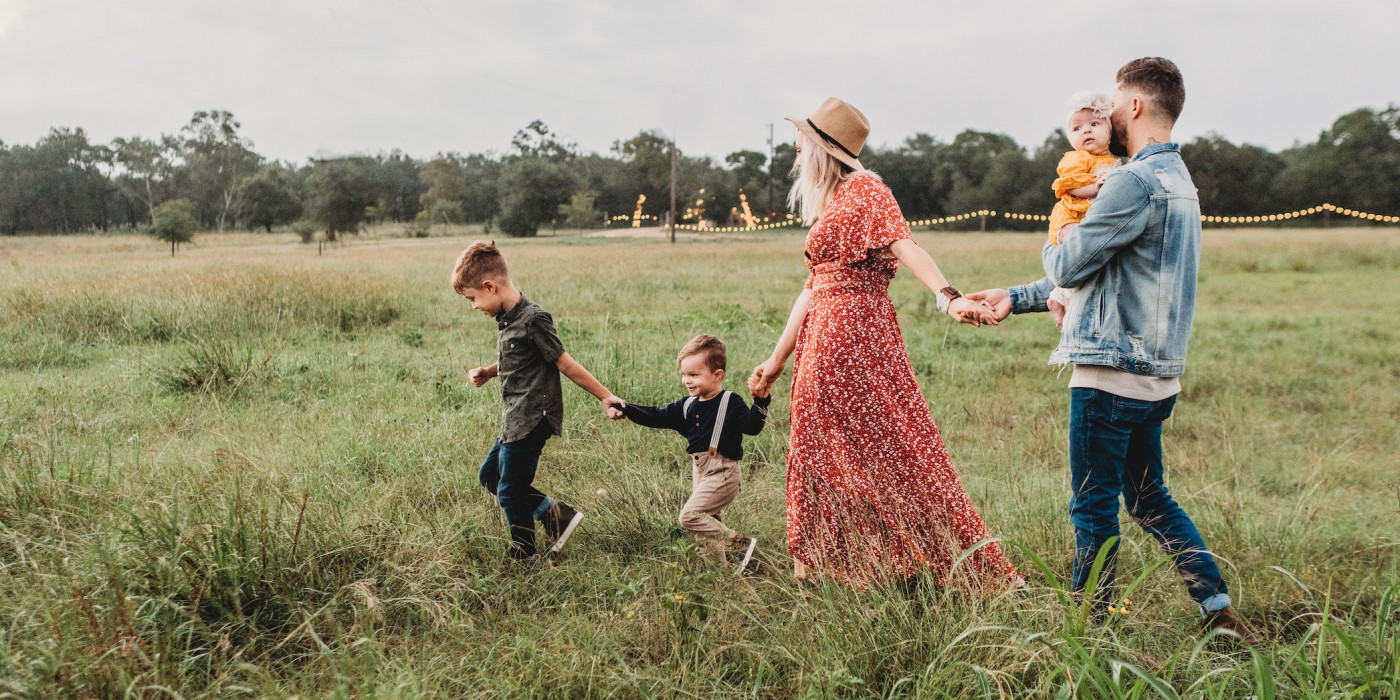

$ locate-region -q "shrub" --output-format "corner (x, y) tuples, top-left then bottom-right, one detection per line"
(291, 220), (319, 244)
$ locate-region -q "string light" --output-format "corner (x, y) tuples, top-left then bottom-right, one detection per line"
(633, 201), (1399, 234)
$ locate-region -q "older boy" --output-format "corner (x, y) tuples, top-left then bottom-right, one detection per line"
(614, 334), (769, 573)
(452, 241), (625, 563)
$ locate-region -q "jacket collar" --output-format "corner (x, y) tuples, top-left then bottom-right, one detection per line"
(1130, 141), (1179, 163)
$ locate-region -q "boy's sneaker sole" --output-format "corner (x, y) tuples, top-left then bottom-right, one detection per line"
(548, 511), (584, 553)
(735, 537), (757, 575)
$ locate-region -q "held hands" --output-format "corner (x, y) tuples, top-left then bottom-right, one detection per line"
(964, 289), (1012, 323)
(947, 297), (999, 327)
(747, 358), (784, 398)
(467, 365), (498, 387)
(602, 396), (627, 420)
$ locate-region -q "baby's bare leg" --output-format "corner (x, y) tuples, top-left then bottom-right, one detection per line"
(1056, 223), (1078, 245)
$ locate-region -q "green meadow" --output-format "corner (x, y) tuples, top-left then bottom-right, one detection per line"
(0, 227), (1397, 698)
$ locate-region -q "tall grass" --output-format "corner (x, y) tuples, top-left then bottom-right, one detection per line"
(0, 228), (1396, 697)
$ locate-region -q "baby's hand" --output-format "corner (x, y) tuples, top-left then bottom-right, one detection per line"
(750, 382), (771, 400)
(603, 396), (627, 420)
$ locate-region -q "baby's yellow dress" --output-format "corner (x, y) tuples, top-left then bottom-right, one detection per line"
(1047, 150), (1121, 244)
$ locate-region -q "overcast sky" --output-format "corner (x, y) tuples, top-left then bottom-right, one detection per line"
(1, 0), (1396, 163)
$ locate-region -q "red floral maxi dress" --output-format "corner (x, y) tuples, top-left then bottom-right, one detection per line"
(787, 172), (1020, 589)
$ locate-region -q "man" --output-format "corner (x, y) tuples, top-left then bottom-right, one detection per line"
(970, 57), (1257, 642)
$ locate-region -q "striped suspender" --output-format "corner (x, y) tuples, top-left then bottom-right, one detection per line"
(685, 391), (732, 458)
(708, 391), (731, 457)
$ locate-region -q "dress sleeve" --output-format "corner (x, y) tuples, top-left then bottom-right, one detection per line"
(1052, 151), (1098, 197)
(828, 174), (913, 266)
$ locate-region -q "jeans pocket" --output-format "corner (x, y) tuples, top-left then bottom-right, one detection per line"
(1111, 395), (1155, 422)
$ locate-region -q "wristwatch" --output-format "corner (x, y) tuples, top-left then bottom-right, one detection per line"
(937, 285), (962, 314)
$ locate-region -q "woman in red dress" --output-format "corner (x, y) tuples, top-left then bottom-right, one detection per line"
(749, 98), (1022, 589)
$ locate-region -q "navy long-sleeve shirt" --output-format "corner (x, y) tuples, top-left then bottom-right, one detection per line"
(622, 391), (770, 461)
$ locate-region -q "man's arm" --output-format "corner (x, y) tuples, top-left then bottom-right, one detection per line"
(1010, 276), (1057, 315)
(1042, 171), (1152, 288)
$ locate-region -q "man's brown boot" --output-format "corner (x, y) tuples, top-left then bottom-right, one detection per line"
(1201, 606), (1261, 646)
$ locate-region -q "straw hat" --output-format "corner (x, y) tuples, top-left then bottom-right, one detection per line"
(786, 97), (868, 170)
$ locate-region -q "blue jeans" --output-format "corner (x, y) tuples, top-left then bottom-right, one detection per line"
(479, 420), (555, 559)
(1069, 388), (1230, 616)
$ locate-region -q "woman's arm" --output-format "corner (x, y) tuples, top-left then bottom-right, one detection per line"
(747, 287), (812, 396)
(890, 239), (998, 326)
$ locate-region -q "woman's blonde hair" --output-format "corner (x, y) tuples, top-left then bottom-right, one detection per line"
(787, 131), (863, 223)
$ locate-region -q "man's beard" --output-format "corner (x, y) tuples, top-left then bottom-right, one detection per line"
(1109, 122), (1129, 157)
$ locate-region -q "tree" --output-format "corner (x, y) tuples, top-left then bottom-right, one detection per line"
(558, 192), (601, 229)
(512, 120), (575, 161)
(369, 151), (425, 222)
(113, 135), (178, 225)
(307, 157), (376, 241)
(418, 156), (467, 225)
(1301, 107), (1400, 214)
(179, 110), (261, 231)
(1182, 134), (1286, 217)
(235, 165), (303, 232)
(612, 130), (673, 212)
(151, 199), (197, 255)
(864, 133), (953, 220)
(461, 153), (502, 223)
(497, 157), (575, 237)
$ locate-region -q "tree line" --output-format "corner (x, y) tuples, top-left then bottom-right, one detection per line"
(2, 105), (1396, 238)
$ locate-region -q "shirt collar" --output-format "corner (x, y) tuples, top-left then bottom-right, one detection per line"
(496, 294), (531, 326)
(1130, 141), (1179, 162)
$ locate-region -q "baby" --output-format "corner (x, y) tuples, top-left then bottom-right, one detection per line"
(1047, 92), (1121, 325)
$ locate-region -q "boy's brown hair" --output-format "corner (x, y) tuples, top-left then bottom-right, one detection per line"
(451, 240), (510, 293)
(678, 334), (726, 372)
(1116, 57), (1185, 124)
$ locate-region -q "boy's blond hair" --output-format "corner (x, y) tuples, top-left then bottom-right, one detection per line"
(451, 240), (510, 293)
(678, 334), (726, 372)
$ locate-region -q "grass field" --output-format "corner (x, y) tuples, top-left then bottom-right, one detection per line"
(1, 226), (1397, 698)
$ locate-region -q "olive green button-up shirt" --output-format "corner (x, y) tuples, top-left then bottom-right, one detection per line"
(495, 295), (566, 443)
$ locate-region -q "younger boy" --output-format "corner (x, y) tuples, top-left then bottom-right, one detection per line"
(613, 334), (769, 573)
(452, 241), (626, 563)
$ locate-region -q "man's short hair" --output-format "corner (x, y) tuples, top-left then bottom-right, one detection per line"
(451, 240), (510, 293)
(678, 334), (726, 372)
(1117, 57), (1185, 124)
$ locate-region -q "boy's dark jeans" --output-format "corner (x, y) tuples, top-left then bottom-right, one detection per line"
(1069, 388), (1230, 615)
(479, 419), (555, 559)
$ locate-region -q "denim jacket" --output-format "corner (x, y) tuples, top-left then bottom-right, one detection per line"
(1010, 143), (1200, 377)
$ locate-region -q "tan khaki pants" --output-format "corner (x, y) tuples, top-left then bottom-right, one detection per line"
(679, 452), (740, 560)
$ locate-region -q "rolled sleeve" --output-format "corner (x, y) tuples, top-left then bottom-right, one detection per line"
(528, 312), (566, 365)
(1010, 276), (1056, 314)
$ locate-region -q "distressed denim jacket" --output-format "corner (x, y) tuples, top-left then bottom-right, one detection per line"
(1010, 143), (1200, 377)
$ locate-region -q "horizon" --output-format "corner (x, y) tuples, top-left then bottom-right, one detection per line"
(1, 1), (1396, 164)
